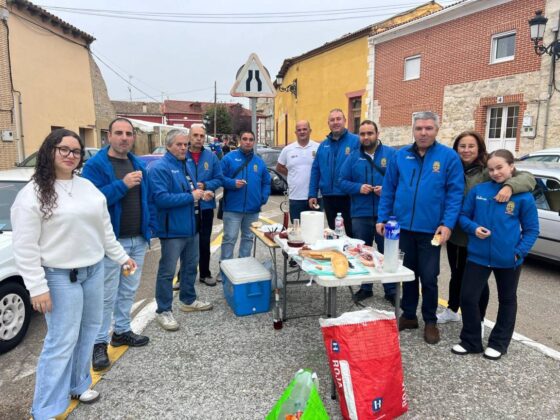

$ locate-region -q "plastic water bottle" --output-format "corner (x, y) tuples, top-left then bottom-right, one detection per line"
(383, 216), (400, 273)
(334, 212), (346, 238)
(277, 370), (314, 419)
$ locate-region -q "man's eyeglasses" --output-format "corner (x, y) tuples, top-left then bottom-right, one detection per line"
(55, 146), (84, 159)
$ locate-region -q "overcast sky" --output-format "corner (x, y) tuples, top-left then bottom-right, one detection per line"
(36, 0), (457, 106)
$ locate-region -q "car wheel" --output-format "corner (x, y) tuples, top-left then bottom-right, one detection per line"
(0, 281), (31, 354)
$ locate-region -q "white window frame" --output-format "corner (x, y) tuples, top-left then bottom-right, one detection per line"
(490, 30), (516, 64)
(404, 55), (421, 81)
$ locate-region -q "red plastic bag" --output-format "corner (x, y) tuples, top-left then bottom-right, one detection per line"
(320, 308), (408, 419)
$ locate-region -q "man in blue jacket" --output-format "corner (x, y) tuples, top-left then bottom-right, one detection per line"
(220, 130), (271, 261)
(82, 118), (157, 370)
(340, 120), (396, 304)
(186, 124), (223, 286)
(377, 112), (464, 344)
(149, 129), (214, 332)
(308, 109), (359, 234)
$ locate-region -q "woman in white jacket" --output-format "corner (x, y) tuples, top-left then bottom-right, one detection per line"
(11, 129), (136, 420)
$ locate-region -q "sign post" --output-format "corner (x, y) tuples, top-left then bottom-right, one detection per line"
(230, 53), (276, 151)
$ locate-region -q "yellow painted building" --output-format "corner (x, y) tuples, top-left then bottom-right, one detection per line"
(0, 0), (110, 168)
(274, 1), (441, 146)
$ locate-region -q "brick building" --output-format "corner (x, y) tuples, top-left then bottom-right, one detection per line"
(112, 101), (164, 124)
(368, 0), (559, 155)
(0, 0), (115, 169)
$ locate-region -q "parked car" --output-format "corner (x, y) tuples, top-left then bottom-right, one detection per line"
(518, 148), (560, 163)
(0, 168), (34, 353)
(515, 162), (560, 263)
(256, 147), (287, 195)
(17, 147), (99, 168)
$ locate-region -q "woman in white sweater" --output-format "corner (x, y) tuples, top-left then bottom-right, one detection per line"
(11, 129), (136, 420)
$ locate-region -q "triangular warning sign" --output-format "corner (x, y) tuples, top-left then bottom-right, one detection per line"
(230, 53), (276, 98)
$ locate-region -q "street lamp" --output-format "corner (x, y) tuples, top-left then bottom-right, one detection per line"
(528, 10), (560, 60)
(275, 76), (298, 99)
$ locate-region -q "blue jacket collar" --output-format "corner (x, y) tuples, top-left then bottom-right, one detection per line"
(327, 128), (349, 142)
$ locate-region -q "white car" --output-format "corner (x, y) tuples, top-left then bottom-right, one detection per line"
(0, 168), (34, 353)
(518, 148), (560, 163)
(515, 162), (560, 263)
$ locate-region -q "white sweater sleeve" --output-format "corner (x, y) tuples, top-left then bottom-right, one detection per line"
(10, 189), (49, 297)
(100, 196), (129, 265)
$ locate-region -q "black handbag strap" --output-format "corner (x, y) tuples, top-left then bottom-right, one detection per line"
(231, 154), (253, 178)
(223, 154), (253, 205)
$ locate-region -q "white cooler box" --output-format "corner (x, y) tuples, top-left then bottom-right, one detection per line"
(220, 257), (272, 316)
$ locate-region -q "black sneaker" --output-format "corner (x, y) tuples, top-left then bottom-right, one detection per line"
(111, 331), (149, 347)
(92, 343), (110, 371)
(289, 259), (298, 268)
(353, 289), (373, 302)
(384, 294), (396, 307)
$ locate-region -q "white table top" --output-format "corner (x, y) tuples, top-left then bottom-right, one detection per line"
(274, 236), (415, 287)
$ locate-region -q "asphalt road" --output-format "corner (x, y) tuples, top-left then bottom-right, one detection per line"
(0, 192), (558, 419)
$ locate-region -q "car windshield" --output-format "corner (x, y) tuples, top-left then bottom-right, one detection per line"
(0, 181), (28, 231)
(258, 150), (280, 167)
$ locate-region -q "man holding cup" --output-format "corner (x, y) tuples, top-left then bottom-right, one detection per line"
(82, 117), (157, 370)
(220, 130), (271, 261)
(186, 124), (223, 286)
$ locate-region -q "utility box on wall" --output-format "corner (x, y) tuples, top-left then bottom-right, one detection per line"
(1, 131), (14, 142)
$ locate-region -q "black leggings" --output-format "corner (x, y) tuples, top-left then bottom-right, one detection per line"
(446, 242), (489, 318)
(198, 209), (214, 278)
(459, 261), (521, 353)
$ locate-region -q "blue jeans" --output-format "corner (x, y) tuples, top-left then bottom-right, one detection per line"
(156, 235), (199, 312)
(352, 217), (396, 296)
(399, 230), (441, 324)
(96, 236), (147, 344)
(221, 211), (259, 261)
(32, 261), (104, 420)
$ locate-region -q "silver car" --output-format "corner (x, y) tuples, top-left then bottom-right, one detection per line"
(515, 162), (560, 263)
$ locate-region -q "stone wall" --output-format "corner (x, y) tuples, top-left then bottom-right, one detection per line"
(89, 54), (115, 145)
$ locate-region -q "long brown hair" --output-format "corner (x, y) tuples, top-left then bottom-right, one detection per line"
(32, 129), (84, 219)
(452, 130), (487, 166)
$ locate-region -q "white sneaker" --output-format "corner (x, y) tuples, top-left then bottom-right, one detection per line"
(436, 308), (461, 324)
(451, 344), (468, 355)
(483, 347), (502, 360)
(216, 272), (222, 282)
(178, 299), (213, 312)
(71, 389), (100, 404)
(156, 311), (179, 331)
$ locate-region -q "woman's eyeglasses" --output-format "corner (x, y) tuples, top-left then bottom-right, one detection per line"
(55, 146), (84, 159)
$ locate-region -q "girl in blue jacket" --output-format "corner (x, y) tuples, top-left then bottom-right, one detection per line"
(453, 149), (539, 360)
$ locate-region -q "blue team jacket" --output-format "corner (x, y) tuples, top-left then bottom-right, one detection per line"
(221, 149), (271, 214)
(339, 143), (396, 218)
(82, 146), (157, 241)
(459, 181), (539, 268)
(185, 149), (223, 210)
(148, 152), (198, 238)
(377, 141), (464, 234)
(308, 129), (359, 198)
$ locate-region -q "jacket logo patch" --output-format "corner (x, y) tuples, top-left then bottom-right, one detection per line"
(204, 161), (209, 170)
(345, 146), (350, 155)
(381, 158), (387, 167)
(505, 201), (515, 215)
(476, 195), (487, 201)
(253, 164), (258, 172)
(406, 156), (415, 160)
(432, 161), (441, 173)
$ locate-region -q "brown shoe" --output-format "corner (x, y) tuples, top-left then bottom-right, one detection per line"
(398, 316), (419, 331)
(424, 324), (440, 344)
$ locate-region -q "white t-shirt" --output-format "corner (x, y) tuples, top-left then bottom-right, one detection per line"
(278, 140), (320, 200)
(11, 177), (129, 297)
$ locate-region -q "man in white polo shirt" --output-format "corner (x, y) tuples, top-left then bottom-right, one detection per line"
(276, 120), (320, 222)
